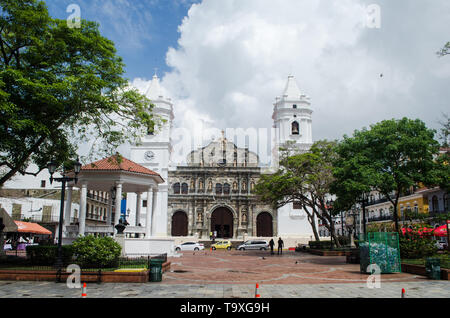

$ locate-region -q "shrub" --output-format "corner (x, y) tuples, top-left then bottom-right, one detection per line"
(337, 235), (350, 246)
(308, 241), (332, 250)
(26, 245), (74, 265)
(71, 235), (122, 268)
(399, 234), (438, 259)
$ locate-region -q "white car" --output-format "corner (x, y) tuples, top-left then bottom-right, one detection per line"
(175, 242), (205, 252)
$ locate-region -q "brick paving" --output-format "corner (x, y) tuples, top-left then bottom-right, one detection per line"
(0, 251), (448, 298)
(164, 250), (425, 285)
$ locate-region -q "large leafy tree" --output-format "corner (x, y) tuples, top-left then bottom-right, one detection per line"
(256, 140), (341, 246)
(334, 118), (440, 233)
(0, 0), (156, 187)
(331, 135), (375, 239)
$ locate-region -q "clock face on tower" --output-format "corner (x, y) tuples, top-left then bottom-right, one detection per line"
(144, 151), (155, 162)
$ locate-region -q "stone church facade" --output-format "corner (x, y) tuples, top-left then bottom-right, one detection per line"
(167, 136), (276, 240)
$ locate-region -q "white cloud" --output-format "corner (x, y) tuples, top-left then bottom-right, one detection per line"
(150, 0), (450, 144)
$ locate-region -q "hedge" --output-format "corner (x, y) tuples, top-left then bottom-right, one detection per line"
(26, 245), (74, 265)
(308, 241), (332, 249)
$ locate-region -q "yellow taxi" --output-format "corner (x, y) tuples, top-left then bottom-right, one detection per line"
(211, 240), (232, 250)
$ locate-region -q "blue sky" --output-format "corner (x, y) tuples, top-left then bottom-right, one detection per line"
(45, 0), (200, 80)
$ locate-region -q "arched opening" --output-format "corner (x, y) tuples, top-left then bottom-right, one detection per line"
(173, 183), (180, 194)
(171, 211), (188, 236)
(291, 121), (299, 135)
(181, 183), (189, 195)
(211, 207), (234, 239)
(215, 183), (223, 195)
(432, 195), (439, 212)
(257, 212), (273, 237)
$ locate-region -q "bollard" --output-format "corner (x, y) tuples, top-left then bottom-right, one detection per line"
(401, 288), (406, 298)
(255, 283), (260, 298)
(82, 283), (87, 298)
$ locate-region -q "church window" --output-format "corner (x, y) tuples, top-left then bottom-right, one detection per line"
(224, 183), (231, 195)
(181, 183), (189, 195)
(216, 183), (223, 195)
(173, 183), (181, 194)
(292, 121), (300, 135)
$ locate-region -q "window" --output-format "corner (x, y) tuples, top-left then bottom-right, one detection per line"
(291, 121), (299, 135)
(40, 180), (46, 188)
(173, 183), (181, 194)
(181, 183), (189, 195)
(223, 183), (231, 195)
(216, 183), (223, 195)
(143, 200), (147, 208)
(432, 196), (438, 212)
(293, 202), (302, 210)
(293, 104), (297, 109)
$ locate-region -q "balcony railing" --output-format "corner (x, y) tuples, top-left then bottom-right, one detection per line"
(367, 215), (392, 222)
(23, 214), (60, 223)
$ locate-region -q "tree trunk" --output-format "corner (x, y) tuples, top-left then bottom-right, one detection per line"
(307, 213), (320, 241)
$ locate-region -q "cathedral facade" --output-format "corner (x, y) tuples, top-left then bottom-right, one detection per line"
(167, 135), (276, 240)
(128, 74), (316, 241)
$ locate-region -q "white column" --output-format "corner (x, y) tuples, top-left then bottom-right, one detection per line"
(151, 188), (158, 236)
(64, 186), (73, 237)
(78, 183), (87, 236)
(114, 183), (123, 235)
(106, 191), (113, 226)
(145, 188), (152, 238)
(136, 192), (142, 227)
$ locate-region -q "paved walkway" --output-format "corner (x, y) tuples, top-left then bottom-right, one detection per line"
(0, 281), (448, 298)
(164, 250), (427, 284)
(0, 251), (448, 298)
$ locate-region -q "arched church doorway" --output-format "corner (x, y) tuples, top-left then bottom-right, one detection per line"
(171, 211), (188, 236)
(211, 207), (234, 239)
(257, 212), (273, 237)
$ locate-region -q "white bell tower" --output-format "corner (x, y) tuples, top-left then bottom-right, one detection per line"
(272, 75), (313, 152)
(272, 75), (315, 242)
(128, 73), (174, 236)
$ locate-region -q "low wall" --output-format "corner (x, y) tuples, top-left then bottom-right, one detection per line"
(124, 238), (176, 257)
(0, 261), (171, 283)
(401, 263), (449, 280)
(307, 249), (349, 256)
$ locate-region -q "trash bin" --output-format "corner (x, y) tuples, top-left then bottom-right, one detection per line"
(149, 259), (164, 282)
(425, 258), (441, 280)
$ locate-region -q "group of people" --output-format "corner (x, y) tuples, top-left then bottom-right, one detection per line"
(269, 237), (284, 255)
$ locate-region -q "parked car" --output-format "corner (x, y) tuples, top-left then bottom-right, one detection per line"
(175, 242), (204, 252)
(237, 240), (269, 251)
(211, 240), (232, 250)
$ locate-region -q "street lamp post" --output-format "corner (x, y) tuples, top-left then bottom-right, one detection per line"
(327, 199), (335, 250)
(47, 158), (82, 269)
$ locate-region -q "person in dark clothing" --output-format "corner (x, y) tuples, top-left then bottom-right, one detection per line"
(269, 239), (275, 255)
(277, 237), (284, 255)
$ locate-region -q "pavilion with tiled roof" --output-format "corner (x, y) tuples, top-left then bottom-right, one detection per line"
(65, 154), (164, 239)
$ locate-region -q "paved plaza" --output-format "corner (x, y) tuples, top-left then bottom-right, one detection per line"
(0, 251), (449, 298)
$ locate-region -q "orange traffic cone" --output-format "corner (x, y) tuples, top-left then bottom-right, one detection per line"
(255, 283), (260, 298)
(82, 283), (87, 298)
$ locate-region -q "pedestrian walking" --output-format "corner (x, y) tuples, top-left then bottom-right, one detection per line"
(269, 239), (275, 255)
(277, 237), (284, 255)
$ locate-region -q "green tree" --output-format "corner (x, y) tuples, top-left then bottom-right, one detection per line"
(256, 140), (341, 246)
(0, 0), (157, 187)
(437, 41), (450, 57)
(334, 118), (440, 233)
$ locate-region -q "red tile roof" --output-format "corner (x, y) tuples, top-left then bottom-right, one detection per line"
(82, 154), (163, 180)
